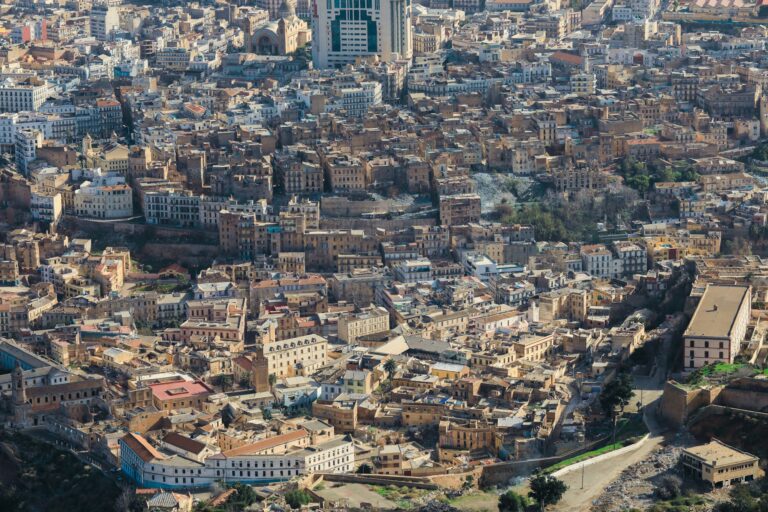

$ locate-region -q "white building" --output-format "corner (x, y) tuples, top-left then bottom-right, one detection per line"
(0, 78), (52, 113)
(14, 128), (42, 175)
(30, 189), (63, 225)
(328, 82), (382, 117)
(393, 258), (433, 283)
(74, 172), (133, 219)
(262, 334), (328, 378)
(612, 241), (647, 276)
(143, 189), (202, 227)
(120, 431), (354, 489)
(156, 47), (192, 71)
(580, 244), (622, 280)
(312, 0), (412, 68)
(462, 252), (498, 283)
(89, 5), (120, 41)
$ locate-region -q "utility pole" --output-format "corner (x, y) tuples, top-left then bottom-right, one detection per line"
(581, 432), (586, 489)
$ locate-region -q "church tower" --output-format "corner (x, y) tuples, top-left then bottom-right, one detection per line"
(252, 350), (271, 393)
(759, 94), (768, 138)
(11, 362), (26, 406)
(11, 362), (30, 427)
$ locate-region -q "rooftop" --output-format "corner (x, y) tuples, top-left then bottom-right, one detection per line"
(684, 285), (750, 339)
(683, 439), (758, 467)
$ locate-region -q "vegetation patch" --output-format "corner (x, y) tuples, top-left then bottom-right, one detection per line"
(0, 431), (121, 512)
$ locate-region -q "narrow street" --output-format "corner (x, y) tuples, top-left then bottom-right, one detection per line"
(554, 399), (666, 511)
(553, 334), (673, 511)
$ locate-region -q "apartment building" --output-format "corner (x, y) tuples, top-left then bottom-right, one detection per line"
(393, 258), (432, 283)
(337, 306), (390, 343)
(74, 174), (133, 219)
(180, 298), (248, 349)
(681, 440), (760, 488)
(683, 285), (751, 370)
(439, 194), (482, 226)
(0, 78), (52, 113)
(260, 334), (328, 378)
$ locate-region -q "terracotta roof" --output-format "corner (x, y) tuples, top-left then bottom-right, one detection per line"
(549, 51), (583, 66)
(233, 355), (254, 372)
(212, 429), (308, 459)
(121, 432), (166, 462)
(162, 432), (206, 455)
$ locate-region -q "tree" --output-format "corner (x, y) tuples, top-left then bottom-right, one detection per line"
(529, 474), (567, 511)
(228, 483), (259, 508)
(655, 475), (682, 500)
(268, 373), (277, 394)
(499, 490), (528, 512)
(262, 407), (272, 420)
(384, 358), (397, 378)
(599, 373), (634, 416)
(214, 374), (234, 392)
(285, 489), (312, 509)
(356, 463), (373, 474)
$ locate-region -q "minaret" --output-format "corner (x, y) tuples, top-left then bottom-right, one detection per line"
(11, 362), (30, 427)
(759, 95), (768, 138)
(11, 362), (26, 406)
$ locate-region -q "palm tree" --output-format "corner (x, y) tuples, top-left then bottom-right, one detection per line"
(268, 373), (277, 395)
(384, 359), (397, 377)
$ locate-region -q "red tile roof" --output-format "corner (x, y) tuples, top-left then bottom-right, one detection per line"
(212, 429), (309, 459)
(121, 432), (165, 462)
(149, 379), (213, 402)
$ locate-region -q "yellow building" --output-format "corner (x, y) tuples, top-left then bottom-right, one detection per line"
(681, 440), (760, 488)
(428, 362), (470, 380)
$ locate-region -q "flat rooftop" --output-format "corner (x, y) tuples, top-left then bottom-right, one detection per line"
(684, 285), (750, 339)
(683, 440), (757, 467)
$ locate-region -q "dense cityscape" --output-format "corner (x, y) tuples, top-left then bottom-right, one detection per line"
(0, 0), (768, 510)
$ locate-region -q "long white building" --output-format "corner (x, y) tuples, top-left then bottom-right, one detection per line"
(311, 0), (412, 68)
(120, 430), (354, 489)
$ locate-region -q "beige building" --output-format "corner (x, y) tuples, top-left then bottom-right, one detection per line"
(261, 333), (328, 378)
(181, 298), (247, 350)
(439, 194), (481, 226)
(337, 306), (390, 343)
(682, 440), (760, 488)
(683, 285), (751, 370)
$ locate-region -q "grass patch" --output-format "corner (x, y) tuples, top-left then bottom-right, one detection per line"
(544, 442), (626, 473)
(449, 491), (500, 512)
(543, 415), (647, 474)
(686, 363), (767, 387)
(700, 363), (744, 375)
(648, 495), (707, 512)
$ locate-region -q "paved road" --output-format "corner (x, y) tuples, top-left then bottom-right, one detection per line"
(554, 402), (665, 511)
(553, 334), (672, 511)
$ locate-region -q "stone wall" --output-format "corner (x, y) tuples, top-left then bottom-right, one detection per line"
(320, 217), (436, 235)
(718, 378), (768, 412)
(658, 381), (721, 427)
(658, 377), (768, 427)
